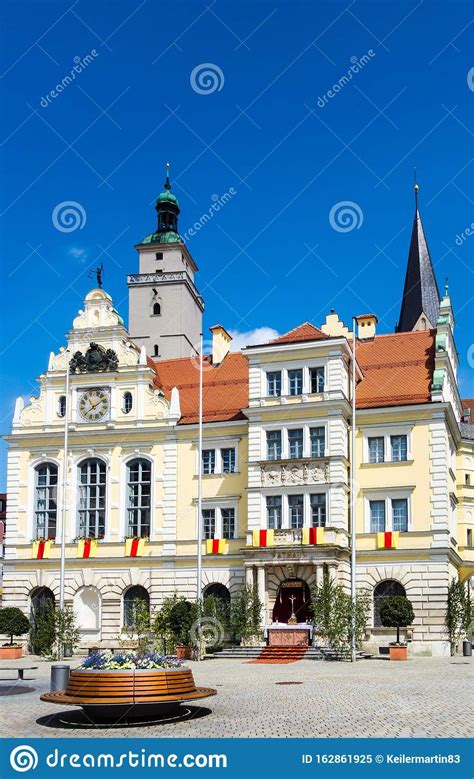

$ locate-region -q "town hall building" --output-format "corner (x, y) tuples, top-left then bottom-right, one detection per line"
(2, 172), (473, 656)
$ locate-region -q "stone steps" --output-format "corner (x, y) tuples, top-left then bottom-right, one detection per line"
(209, 645), (372, 661)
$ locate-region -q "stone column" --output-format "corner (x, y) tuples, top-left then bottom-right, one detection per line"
(257, 565), (266, 624)
(328, 563), (338, 583)
(314, 564), (324, 589)
(245, 565), (254, 587)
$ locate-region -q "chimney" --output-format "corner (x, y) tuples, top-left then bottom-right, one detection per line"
(210, 324), (232, 365)
(356, 313), (378, 340)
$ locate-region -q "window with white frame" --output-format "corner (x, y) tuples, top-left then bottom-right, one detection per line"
(202, 509), (216, 539)
(391, 435), (408, 462)
(123, 392), (133, 414)
(266, 495), (282, 529)
(365, 430), (411, 464)
(367, 493), (411, 533)
(58, 396), (66, 418)
(221, 448), (236, 474)
(267, 430), (282, 460)
(310, 427), (325, 457)
(267, 371), (282, 397)
(201, 505), (237, 539)
(288, 494), (304, 528)
(202, 449), (216, 474)
(34, 463), (58, 539)
(126, 458), (151, 537)
(310, 366), (325, 393)
(78, 458), (106, 538)
(310, 493), (326, 527)
(368, 437), (385, 463)
(288, 368), (303, 396)
(288, 428), (304, 459)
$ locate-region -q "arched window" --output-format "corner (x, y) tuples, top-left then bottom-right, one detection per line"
(123, 585), (149, 628)
(34, 463), (58, 539)
(153, 344), (159, 357)
(30, 586), (55, 653)
(78, 458), (106, 538)
(152, 302), (161, 316)
(126, 458), (151, 537)
(203, 583), (231, 607)
(123, 392), (133, 414)
(58, 396), (66, 417)
(373, 580), (406, 627)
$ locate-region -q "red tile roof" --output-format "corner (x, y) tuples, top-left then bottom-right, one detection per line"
(154, 352), (249, 425)
(152, 326), (436, 424)
(355, 330), (435, 409)
(462, 399), (474, 418)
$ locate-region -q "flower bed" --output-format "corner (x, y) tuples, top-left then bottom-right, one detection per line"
(79, 650), (183, 671)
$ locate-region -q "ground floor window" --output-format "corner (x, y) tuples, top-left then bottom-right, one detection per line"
(373, 579), (406, 626)
(123, 585), (150, 628)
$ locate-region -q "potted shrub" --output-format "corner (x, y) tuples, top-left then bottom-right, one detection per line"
(169, 599), (197, 659)
(379, 596), (415, 660)
(0, 607), (30, 658)
(462, 585), (472, 657)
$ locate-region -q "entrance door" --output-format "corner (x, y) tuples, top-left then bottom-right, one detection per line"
(272, 579), (311, 623)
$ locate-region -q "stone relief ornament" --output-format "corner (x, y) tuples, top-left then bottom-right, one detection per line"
(69, 343), (119, 374)
(261, 461), (329, 486)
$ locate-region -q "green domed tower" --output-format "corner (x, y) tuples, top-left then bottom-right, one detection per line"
(142, 163), (182, 245)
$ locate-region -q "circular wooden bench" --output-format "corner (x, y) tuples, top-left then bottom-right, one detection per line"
(41, 668), (216, 722)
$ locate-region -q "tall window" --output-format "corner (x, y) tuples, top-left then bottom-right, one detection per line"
(202, 449), (216, 474)
(391, 435), (407, 462)
(310, 494), (326, 527)
(123, 586), (149, 628)
(267, 430), (282, 461)
(370, 500), (386, 533)
(153, 344), (159, 357)
(288, 369), (303, 396)
(34, 463), (58, 539)
(266, 496), (282, 529)
(392, 498), (408, 532)
(222, 508), (236, 539)
(368, 437), (385, 463)
(373, 580), (406, 626)
(310, 427), (325, 457)
(288, 429), (304, 459)
(123, 392), (133, 414)
(152, 302), (161, 316)
(288, 494), (304, 528)
(78, 459), (106, 538)
(58, 396), (66, 418)
(267, 371), (282, 397)
(310, 367), (325, 393)
(202, 509), (216, 539)
(222, 448), (236, 474)
(126, 459), (151, 537)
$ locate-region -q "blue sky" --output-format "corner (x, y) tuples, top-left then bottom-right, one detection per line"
(0, 0), (473, 488)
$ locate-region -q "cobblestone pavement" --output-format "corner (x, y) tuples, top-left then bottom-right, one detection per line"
(0, 656), (472, 738)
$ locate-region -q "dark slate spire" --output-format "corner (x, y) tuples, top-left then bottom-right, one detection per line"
(141, 162), (182, 245)
(397, 182), (440, 332)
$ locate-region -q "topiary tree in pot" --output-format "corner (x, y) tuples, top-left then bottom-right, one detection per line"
(0, 607), (30, 658)
(379, 596), (415, 660)
(169, 599), (198, 659)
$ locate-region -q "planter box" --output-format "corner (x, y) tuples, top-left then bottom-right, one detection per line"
(389, 645), (408, 661)
(41, 667), (217, 721)
(0, 646), (23, 659)
(175, 645), (193, 659)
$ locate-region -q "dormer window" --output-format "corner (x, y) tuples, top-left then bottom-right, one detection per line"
(123, 392), (133, 414)
(58, 396), (66, 418)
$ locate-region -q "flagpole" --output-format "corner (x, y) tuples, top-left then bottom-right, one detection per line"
(350, 318), (357, 663)
(196, 333), (204, 658)
(59, 353), (70, 659)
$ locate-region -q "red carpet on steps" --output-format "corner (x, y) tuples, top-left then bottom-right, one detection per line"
(246, 645), (307, 664)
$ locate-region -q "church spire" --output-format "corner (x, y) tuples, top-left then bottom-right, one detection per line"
(396, 180), (441, 332)
(140, 162), (182, 245)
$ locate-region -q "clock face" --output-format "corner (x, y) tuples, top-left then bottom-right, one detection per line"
(78, 388), (110, 422)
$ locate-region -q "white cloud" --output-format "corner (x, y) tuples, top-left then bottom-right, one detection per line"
(69, 246), (88, 262)
(229, 327), (280, 351)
